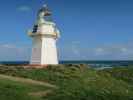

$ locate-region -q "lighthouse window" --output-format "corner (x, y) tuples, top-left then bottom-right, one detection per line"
(32, 25), (38, 33)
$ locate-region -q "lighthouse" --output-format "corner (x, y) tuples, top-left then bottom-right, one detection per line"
(28, 5), (60, 65)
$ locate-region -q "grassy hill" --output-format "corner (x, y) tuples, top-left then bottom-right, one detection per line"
(0, 74), (53, 100)
(0, 64), (133, 100)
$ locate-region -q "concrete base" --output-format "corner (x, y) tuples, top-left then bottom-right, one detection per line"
(23, 64), (48, 69)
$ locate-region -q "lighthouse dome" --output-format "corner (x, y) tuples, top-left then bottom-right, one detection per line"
(38, 4), (52, 16)
(37, 4), (53, 24)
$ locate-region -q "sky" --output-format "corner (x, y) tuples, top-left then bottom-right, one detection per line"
(0, 0), (133, 61)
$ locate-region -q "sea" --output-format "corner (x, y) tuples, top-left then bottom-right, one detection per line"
(0, 60), (133, 69)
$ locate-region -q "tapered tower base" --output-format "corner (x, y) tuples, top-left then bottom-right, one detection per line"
(30, 37), (58, 65)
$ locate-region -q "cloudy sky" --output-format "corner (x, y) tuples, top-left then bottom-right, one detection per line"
(0, 0), (133, 61)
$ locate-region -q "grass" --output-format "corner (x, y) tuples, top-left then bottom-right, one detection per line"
(0, 76), (50, 100)
(98, 67), (133, 84)
(0, 64), (133, 100)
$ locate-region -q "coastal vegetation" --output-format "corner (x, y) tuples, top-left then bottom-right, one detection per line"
(0, 64), (133, 100)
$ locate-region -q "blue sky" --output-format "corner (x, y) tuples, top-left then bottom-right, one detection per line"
(0, 0), (133, 61)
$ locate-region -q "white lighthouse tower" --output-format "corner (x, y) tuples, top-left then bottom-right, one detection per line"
(28, 5), (60, 65)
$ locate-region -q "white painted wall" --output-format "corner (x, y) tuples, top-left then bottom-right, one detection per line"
(38, 24), (55, 35)
(30, 36), (42, 64)
(41, 37), (58, 64)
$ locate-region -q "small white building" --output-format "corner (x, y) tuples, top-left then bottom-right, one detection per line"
(28, 5), (60, 65)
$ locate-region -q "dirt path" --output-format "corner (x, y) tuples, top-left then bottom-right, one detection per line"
(0, 74), (57, 88)
(29, 90), (52, 97)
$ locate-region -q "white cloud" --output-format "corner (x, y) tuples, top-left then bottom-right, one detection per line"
(17, 6), (31, 12)
(72, 46), (80, 56)
(71, 43), (80, 56)
(120, 48), (128, 52)
(2, 44), (17, 49)
(0, 44), (30, 61)
(96, 48), (104, 52)
(1, 42), (133, 61)
(59, 42), (133, 60)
